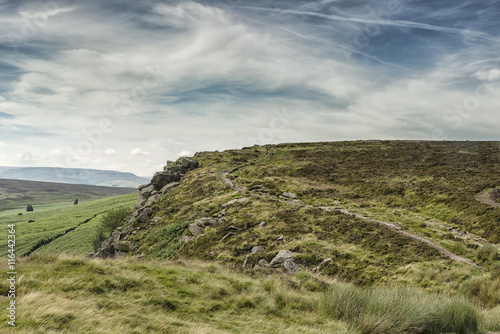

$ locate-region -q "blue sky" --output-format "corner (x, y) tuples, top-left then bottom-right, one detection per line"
(0, 0), (499, 176)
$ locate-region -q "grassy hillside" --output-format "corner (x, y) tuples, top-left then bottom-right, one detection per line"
(0, 178), (136, 212)
(0, 194), (136, 257)
(0, 255), (498, 334)
(116, 141), (499, 292)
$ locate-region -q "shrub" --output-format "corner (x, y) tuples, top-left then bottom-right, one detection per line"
(92, 208), (131, 250)
(26, 204), (34, 212)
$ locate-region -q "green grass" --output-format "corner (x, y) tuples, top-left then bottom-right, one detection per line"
(0, 254), (498, 333)
(0, 194), (136, 257)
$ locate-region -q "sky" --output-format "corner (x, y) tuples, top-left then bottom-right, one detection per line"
(0, 0), (499, 176)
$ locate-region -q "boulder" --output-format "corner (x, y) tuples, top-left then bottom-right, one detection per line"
(137, 184), (154, 203)
(270, 250), (297, 267)
(188, 223), (205, 237)
(160, 182), (179, 195)
(284, 258), (301, 274)
(151, 172), (181, 190)
(180, 157), (199, 170)
(165, 165), (188, 174)
(253, 259), (269, 270)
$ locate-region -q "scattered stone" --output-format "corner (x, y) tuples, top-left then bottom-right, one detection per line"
(188, 218), (219, 237)
(251, 246), (264, 255)
(270, 250), (297, 267)
(136, 254), (145, 260)
(220, 232), (236, 242)
(218, 217), (227, 224)
(179, 236), (195, 243)
(276, 236), (284, 241)
(248, 185), (263, 191)
(320, 258), (333, 266)
(242, 255), (250, 268)
(282, 192), (297, 199)
(284, 258), (301, 274)
(253, 259), (268, 270)
(204, 208), (211, 213)
(226, 225), (242, 231)
(258, 221), (267, 228)
(218, 211), (226, 218)
(222, 197), (249, 207)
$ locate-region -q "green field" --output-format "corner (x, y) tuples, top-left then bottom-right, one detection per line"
(0, 194), (136, 257)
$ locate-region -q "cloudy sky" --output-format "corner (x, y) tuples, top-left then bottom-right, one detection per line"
(0, 0), (499, 176)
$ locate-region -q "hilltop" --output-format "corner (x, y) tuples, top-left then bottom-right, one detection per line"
(0, 166), (150, 188)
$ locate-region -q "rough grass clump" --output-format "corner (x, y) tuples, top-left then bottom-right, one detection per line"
(319, 283), (479, 334)
(476, 244), (499, 263)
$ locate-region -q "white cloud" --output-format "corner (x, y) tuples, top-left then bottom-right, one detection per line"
(0, 141), (6, 148)
(131, 148), (151, 156)
(473, 69), (500, 82)
(104, 148), (116, 155)
(178, 150), (191, 157)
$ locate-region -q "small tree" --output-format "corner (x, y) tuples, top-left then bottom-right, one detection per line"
(26, 204), (34, 212)
(74, 199), (79, 205)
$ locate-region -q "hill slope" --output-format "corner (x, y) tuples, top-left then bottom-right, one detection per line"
(94, 141), (499, 293)
(0, 166), (150, 187)
(0, 178), (137, 211)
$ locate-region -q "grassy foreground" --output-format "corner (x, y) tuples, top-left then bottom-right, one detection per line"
(0, 254), (499, 334)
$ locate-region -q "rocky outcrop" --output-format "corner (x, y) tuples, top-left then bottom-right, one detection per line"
(93, 157), (199, 258)
(270, 250), (302, 274)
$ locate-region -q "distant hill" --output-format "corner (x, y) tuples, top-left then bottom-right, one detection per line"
(0, 166), (150, 187)
(0, 178), (137, 211)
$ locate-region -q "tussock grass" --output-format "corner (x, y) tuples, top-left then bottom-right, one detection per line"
(319, 283), (479, 334)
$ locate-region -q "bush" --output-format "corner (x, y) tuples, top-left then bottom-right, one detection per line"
(92, 208), (131, 250)
(26, 204), (34, 212)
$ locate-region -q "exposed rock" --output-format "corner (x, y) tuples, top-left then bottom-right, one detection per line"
(284, 258), (301, 274)
(165, 165), (188, 174)
(242, 255), (250, 268)
(222, 197), (249, 207)
(179, 236), (195, 243)
(137, 208), (152, 224)
(220, 232), (236, 242)
(218, 217), (227, 224)
(258, 221), (267, 228)
(159, 182), (179, 195)
(188, 218), (219, 237)
(188, 223), (205, 237)
(270, 250), (297, 267)
(180, 157), (199, 170)
(282, 192), (297, 199)
(276, 236), (284, 241)
(151, 172), (181, 190)
(218, 211), (226, 218)
(137, 184), (154, 203)
(251, 246), (264, 255)
(253, 259), (269, 270)
(226, 225), (242, 231)
(320, 258), (333, 266)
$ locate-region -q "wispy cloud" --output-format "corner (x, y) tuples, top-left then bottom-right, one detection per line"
(0, 0), (498, 175)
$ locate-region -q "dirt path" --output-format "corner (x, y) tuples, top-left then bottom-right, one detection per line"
(475, 189), (500, 208)
(220, 168), (485, 269)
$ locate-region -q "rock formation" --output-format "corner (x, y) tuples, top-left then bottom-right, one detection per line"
(92, 157), (199, 258)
